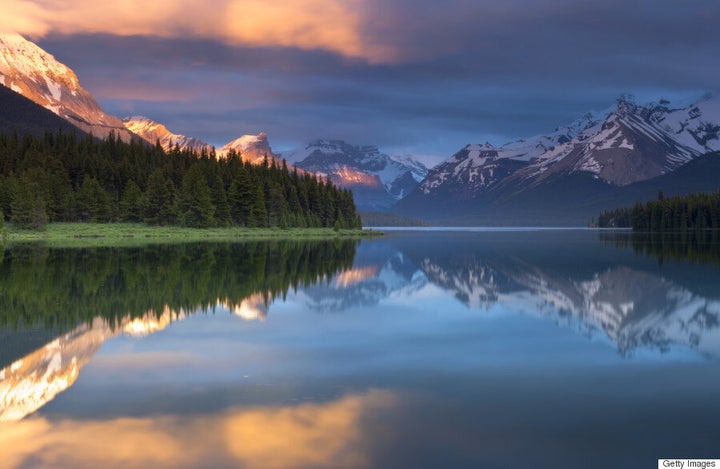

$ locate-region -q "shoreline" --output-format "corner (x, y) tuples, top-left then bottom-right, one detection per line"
(1, 223), (383, 247)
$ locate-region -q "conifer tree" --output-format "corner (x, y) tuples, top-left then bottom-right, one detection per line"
(252, 185), (268, 228)
(77, 176), (112, 222)
(120, 180), (144, 222)
(179, 164), (215, 227)
(210, 175), (231, 227)
(11, 176), (47, 230)
(144, 169), (177, 225)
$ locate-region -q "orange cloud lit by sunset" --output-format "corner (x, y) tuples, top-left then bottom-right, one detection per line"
(0, 391), (396, 469)
(0, 0), (395, 62)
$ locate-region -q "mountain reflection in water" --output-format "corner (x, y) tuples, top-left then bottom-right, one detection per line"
(0, 240), (358, 421)
(1, 231), (719, 469)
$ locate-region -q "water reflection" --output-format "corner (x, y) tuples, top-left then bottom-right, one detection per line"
(0, 241), (356, 334)
(0, 390), (395, 469)
(0, 240), (358, 421)
(601, 230), (720, 265)
(1, 232), (719, 468)
(0, 308), (184, 421)
(394, 231), (720, 357)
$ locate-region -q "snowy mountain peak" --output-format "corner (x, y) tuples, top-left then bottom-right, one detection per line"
(0, 32), (134, 141)
(223, 132), (269, 150)
(0, 32), (81, 96)
(284, 139), (429, 211)
(217, 131), (287, 166)
(414, 94), (720, 201)
(122, 115), (212, 154)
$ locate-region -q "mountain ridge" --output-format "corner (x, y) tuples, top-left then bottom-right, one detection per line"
(284, 139), (428, 211)
(396, 96), (720, 225)
(0, 32), (135, 142)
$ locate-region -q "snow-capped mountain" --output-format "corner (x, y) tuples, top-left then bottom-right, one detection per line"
(123, 116), (212, 154)
(418, 111), (606, 196)
(509, 98), (719, 187)
(298, 246), (428, 313)
(217, 131), (288, 166)
(397, 95), (720, 224)
(419, 257), (720, 356)
(0, 307), (185, 421)
(284, 140), (428, 211)
(397, 233), (720, 357)
(0, 33), (135, 141)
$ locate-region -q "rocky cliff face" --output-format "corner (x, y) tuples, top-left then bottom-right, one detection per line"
(0, 33), (135, 141)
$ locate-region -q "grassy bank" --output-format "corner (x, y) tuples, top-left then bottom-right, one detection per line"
(1, 223), (382, 247)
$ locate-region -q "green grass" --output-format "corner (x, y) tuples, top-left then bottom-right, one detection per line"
(1, 223), (383, 247)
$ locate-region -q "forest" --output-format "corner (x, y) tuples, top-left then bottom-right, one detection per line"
(596, 191), (720, 231)
(0, 130), (361, 230)
(0, 239), (357, 331)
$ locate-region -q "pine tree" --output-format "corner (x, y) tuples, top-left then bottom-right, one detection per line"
(251, 185), (268, 228)
(210, 175), (231, 227)
(77, 176), (112, 222)
(120, 180), (144, 222)
(0, 175), (19, 221)
(229, 167), (254, 226)
(144, 169), (177, 225)
(11, 176), (47, 230)
(179, 164), (215, 228)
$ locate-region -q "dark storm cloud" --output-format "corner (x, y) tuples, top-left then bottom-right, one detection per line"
(35, 0), (720, 164)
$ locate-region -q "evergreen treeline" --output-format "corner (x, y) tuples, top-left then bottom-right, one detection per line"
(0, 240), (357, 330)
(597, 191), (720, 231)
(0, 130), (361, 229)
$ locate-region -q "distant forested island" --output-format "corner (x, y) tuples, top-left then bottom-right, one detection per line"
(597, 191), (720, 231)
(0, 131), (361, 230)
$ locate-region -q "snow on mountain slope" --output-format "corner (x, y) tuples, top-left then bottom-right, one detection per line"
(412, 95), (720, 204)
(417, 111), (606, 196)
(418, 257), (720, 356)
(647, 94), (720, 153)
(0, 33), (135, 141)
(513, 99), (707, 186)
(217, 132), (287, 166)
(285, 140), (428, 210)
(0, 308), (184, 421)
(123, 116), (212, 154)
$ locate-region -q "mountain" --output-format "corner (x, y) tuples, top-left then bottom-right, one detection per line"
(284, 140), (428, 211)
(393, 231), (720, 357)
(396, 96), (720, 225)
(122, 116), (212, 154)
(217, 131), (288, 166)
(0, 83), (85, 136)
(0, 308), (185, 422)
(0, 33), (135, 141)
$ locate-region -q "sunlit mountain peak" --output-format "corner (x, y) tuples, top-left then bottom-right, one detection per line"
(0, 318), (111, 422)
(333, 265), (381, 288)
(221, 293), (269, 322)
(122, 307), (186, 338)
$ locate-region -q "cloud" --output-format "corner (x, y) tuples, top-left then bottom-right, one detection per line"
(9, 0), (720, 162)
(1, 0), (393, 62)
(0, 390), (396, 469)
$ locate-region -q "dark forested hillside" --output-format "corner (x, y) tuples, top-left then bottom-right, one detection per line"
(0, 85), (85, 137)
(0, 131), (360, 229)
(597, 191), (720, 231)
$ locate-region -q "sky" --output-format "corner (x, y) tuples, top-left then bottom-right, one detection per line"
(4, 0), (720, 165)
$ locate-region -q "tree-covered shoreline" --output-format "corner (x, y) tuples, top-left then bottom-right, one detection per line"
(0, 130), (361, 230)
(596, 191), (720, 231)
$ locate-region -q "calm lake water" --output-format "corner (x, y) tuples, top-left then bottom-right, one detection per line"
(1, 229), (720, 468)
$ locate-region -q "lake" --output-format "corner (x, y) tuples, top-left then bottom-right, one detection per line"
(1, 229), (719, 468)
